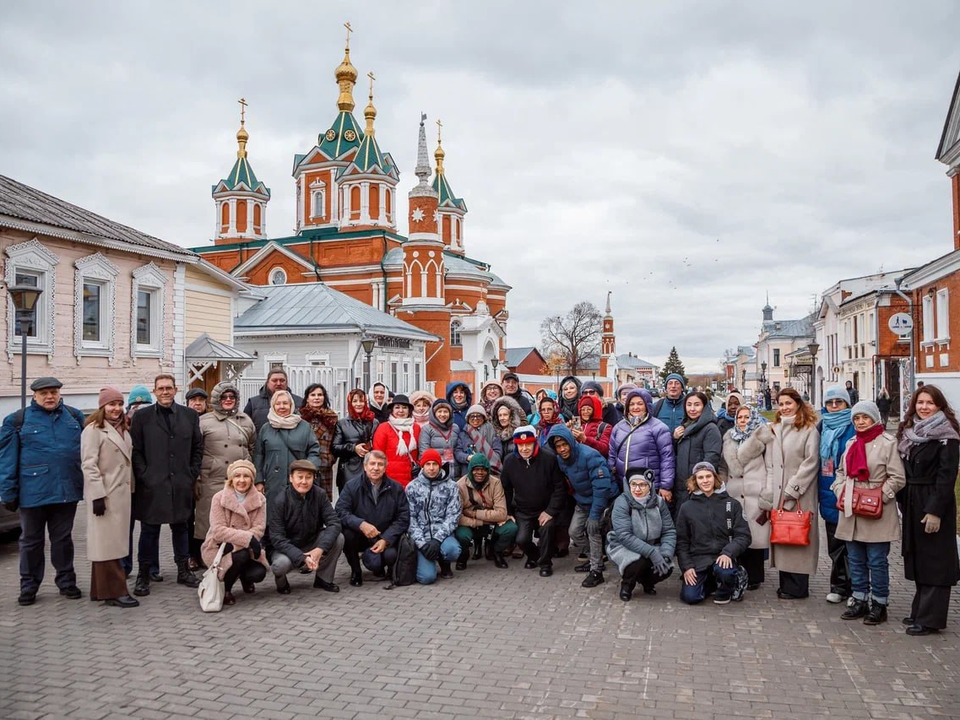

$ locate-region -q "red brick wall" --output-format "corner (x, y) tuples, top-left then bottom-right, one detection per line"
(913, 270), (960, 374)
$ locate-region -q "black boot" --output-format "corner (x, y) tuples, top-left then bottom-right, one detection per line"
(472, 537), (484, 561)
(841, 598), (869, 620)
(346, 553), (363, 586)
(133, 562), (151, 597)
(485, 540), (495, 561)
(493, 552), (508, 569)
(176, 559), (201, 588)
(863, 600), (888, 626)
(456, 549), (468, 571)
(619, 581), (635, 601)
(438, 559), (454, 579)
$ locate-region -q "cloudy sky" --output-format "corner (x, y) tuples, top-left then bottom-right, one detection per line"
(2, 1), (959, 372)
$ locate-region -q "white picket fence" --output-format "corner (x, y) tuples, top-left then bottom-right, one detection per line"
(239, 365), (352, 417)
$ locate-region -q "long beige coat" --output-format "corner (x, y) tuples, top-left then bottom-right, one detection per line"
(200, 488), (269, 580)
(831, 432), (906, 543)
(720, 423), (773, 549)
(195, 411), (256, 540)
(761, 417), (820, 575)
(81, 422), (133, 562)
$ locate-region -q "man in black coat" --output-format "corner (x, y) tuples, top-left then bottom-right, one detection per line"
(335, 450), (410, 587)
(269, 460), (344, 594)
(502, 373), (532, 418)
(500, 425), (568, 577)
(243, 369), (303, 432)
(130, 374), (203, 596)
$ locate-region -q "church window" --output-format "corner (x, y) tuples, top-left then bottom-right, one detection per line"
(312, 187), (326, 219)
(451, 319), (462, 347)
(269, 267), (287, 285)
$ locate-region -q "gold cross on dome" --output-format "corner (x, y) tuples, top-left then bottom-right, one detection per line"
(436, 118), (443, 143)
(367, 71), (376, 96)
(238, 97), (248, 125)
(344, 21), (352, 48)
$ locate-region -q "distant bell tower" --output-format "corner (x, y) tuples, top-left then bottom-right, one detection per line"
(599, 291), (616, 379)
(762, 292), (774, 322)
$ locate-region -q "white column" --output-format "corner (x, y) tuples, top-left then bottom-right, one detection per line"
(341, 185), (351, 228)
(379, 185), (387, 225)
(260, 203), (267, 237)
(330, 177), (339, 223)
(361, 182), (370, 223)
(246, 199), (254, 238)
(228, 198), (237, 234)
(215, 202), (222, 239)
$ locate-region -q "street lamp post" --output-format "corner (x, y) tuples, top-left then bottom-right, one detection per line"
(361, 336), (375, 391)
(7, 284), (43, 410)
(807, 341), (820, 408)
(760, 360), (768, 410)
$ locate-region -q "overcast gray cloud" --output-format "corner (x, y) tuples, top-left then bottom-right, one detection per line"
(2, 1), (959, 372)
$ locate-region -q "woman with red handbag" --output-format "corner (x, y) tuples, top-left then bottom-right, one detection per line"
(831, 401), (905, 625)
(760, 388), (820, 600)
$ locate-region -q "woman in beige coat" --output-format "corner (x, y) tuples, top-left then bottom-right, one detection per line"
(194, 382), (255, 563)
(81, 387), (138, 608)
(720, 406), (773, 589)
(201, 459), (269, 606)
(761, 388), (821, 600)
(831, 401), (905, 626)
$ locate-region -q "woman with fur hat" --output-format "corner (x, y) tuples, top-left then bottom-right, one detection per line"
(410, 390), (437, 429)
(373, 394), (421, 488)
(418, 399), (460, 477)
(201, 459), (269, 606)
(479, 381), (504, 416)
(491, 396), (526, 457)
(455, 405), (503, 474)
(831, 401), (905, 626)
(195, 382), (256, 568)
(299, 383), (339, 496)
(82, 387), (139, 608)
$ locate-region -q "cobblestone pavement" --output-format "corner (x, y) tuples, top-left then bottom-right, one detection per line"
(1, 508), (959, 720)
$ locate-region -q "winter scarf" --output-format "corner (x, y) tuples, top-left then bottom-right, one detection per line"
(730, 408), (764, 443)
(299, 404), (338, 431)
(844, 422), (885, 482)
(388, 415), (417, 457)
(429, 400), (456, 433)
(898, 410), (960, 457)
(820, 409), (852, 460)
(347, 391), (376, 423)
(267, 391), (301, 430)
(466, 422), (500, 470)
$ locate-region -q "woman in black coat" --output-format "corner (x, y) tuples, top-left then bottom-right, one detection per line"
(332, 389), (379, 491)
(674, 391), (722, 515)
(897, 385), (960, 635)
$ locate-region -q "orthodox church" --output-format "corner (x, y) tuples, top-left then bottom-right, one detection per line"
(192, 32), (510, 390)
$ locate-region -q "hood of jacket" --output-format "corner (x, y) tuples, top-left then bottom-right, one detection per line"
(445, 381), (473, 410)
(480, 380), (504, 401)
(428, 398), (455, 430)
(546, 423), (579, 463)
(490, 396), (525, 435)
(578, 395), (603, 422)
(684, 402), (718, 436)
(625, 388), (655, 418)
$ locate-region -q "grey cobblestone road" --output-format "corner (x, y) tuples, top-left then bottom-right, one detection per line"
(1, 508), (959, 720)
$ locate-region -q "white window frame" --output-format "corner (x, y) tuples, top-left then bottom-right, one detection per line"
(311, 182), (326, 219)
(922, 294), (935, 344)
(936, 288), (950, 342)
(74, 252), (119, 362)
(131, 262), (167, 360)
(451, 318), (463, 347)
(269, 267), (287, 285)
(306, 352), (330, 367)
(5, 238), (59, 361)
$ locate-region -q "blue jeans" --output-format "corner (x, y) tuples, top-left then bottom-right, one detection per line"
(679, 563), (740, 605)
(845, 540), (890, 604)
(416, 536), (461, 585)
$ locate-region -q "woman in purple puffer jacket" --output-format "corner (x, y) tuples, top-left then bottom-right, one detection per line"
(608, 389), (676, 501)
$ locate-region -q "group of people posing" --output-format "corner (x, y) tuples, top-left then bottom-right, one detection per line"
(1, 369), (956, 636)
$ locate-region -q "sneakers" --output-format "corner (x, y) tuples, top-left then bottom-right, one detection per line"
(581, 570), (604, 588)
(825, 592), (846, 604)
(574, 561), (591, 573)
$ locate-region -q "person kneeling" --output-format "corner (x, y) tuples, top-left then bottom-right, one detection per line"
(407, 449), (462, 584)
(201, 460), (269, 606)
(336, 450), (410, 587)
(676, 462), (751, 605)
(606, 468), (676, 601)
(455, 454), (517, 570)
(268, 460), (344, 594)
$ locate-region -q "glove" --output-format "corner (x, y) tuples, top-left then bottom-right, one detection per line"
(650, 549), (671, 576)
(249, 536), (262, 559)
(421, 539), (441, 562)
(3, 500), (18, 513)
(586, 518), (601, 535)
(92, 498), (106, 517)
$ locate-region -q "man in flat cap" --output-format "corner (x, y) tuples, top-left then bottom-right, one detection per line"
(184, 387), (209, 416)
(0, 377), (86, 606)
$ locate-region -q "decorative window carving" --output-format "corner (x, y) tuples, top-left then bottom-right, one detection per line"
(74, 252), (119, 363)
(131, 262), (167, 360)
(5, 238), (58, 361)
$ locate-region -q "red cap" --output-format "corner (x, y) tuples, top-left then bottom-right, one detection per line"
(420, 449), (443, 466)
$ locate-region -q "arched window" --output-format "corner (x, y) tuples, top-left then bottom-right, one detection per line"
(312, 187), (325, 219)
(269, 267), (287, 285)
(369, 184), (380, 220)
(236, 200), (248, 233)
(450, 319), (462, 347)
(253, 203), (262, 233)
(220, 202), (230, 233)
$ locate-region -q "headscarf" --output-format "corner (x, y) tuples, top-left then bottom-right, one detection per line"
(210, 381), (240, 418)
(368, 383), (389, 414)
(267, 390), (301, 430)
(410, 390), (436, 427)
(347, 389), (376, 422)
(819, 408), (852, 460)
(716, 392), (744, 424)
(730, 407), (764, 443)
(898, 410), (960, 458)
(536, 396), (563, 435)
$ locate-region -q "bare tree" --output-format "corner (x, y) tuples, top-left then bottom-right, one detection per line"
(540, 301), (602, 377)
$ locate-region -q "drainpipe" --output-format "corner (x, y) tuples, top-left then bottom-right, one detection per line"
(894, 277), (915, 416)
(310, 237), (321, 282)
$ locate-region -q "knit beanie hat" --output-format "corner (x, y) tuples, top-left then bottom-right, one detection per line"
(127, 384), (153, 406)
(581, 380), (604, 397)
(468, 453), (491, 473)
(691, 461), (717, 476)
(823, 385), (851, 407)
(420, 448), (443, 467)
(466, 403), (487, 420)
(665, 373), (686, 390)
(850, 401), (881, 425)
(226, 459), (257, 484)
(98, 386), (124, 408)
(513, 425), (537, 444)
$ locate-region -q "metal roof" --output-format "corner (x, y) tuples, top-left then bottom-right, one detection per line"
(185, 332), (256, 361)
(234, 282), (436, 340)
(762, 313), (815, 339)
(616, 353), (656, 369)
(0, 174), (196, 259)
(505, 346), (539, 367)
(444, 253), (492, 279)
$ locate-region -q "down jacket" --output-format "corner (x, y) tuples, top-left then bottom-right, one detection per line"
(331, 415), (378, 489)
(606, 477), (677, 574)
(547, 424), (612, 521)
(675, 487), (751, 573)
(720, 424), (773, 549)
(418, 401), (460, 474)
(196, 411), (256, 540)
(607, 390), (675, 491)
(457, 457), (509, 528)
(201, 487), (269, 579)
(373, 420), (421, 487)
(406, 466), (462, 547)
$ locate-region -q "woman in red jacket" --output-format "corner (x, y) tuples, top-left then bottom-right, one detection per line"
(372, 394), (421, 488)
(570, 395), (612, 458)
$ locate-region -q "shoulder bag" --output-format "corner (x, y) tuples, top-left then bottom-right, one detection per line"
(197, 543), (227, 612)
(768, 443), (812, 546)
(837, 481), (883, 519)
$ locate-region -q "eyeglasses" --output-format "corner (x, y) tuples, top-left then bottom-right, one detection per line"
(628, 481), (650, 489)
(221, 393), (237, 400)
(581, 389), (598, 396)
(825, 399), (846, 407)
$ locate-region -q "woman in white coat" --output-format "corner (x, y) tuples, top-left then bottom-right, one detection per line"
(720, 405), (773, 589)
(761, 388), (821, 600)
(81, 387), (138, 608)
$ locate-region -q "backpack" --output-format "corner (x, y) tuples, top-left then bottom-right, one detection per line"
(387, 533), (418, 588)
(10, 405), (85, 433)
(593, 421), (610, 442)
(725, 499), (749, 602)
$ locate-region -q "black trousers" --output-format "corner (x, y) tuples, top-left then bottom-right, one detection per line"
(222, 550), (266, 592)
(779, 570), (809, 598)
(515, 513), (556, 568)
(621, 557), (673, 590)
(824, 521), (851, 596)
(911, 582), (952, 630)
(138, 522), (190, 566)
(740, 548), (766, 586)
(18, 502), (78, 593)
(343, 527), (398, 573)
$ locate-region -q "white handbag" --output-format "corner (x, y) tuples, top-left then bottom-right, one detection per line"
(197, 543), (227, 613)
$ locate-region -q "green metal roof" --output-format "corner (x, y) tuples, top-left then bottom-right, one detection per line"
(317, 112), (364, 160)
(214, 155), (270, 197)
(433, 173), (466, 211)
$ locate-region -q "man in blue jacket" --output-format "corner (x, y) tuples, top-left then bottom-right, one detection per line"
(0, 377), (85, 606)
(652, 373), (687, 435)
(547, 424), (612, 588)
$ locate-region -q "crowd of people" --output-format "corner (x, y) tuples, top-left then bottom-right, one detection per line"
(0, 369), (957, 636)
